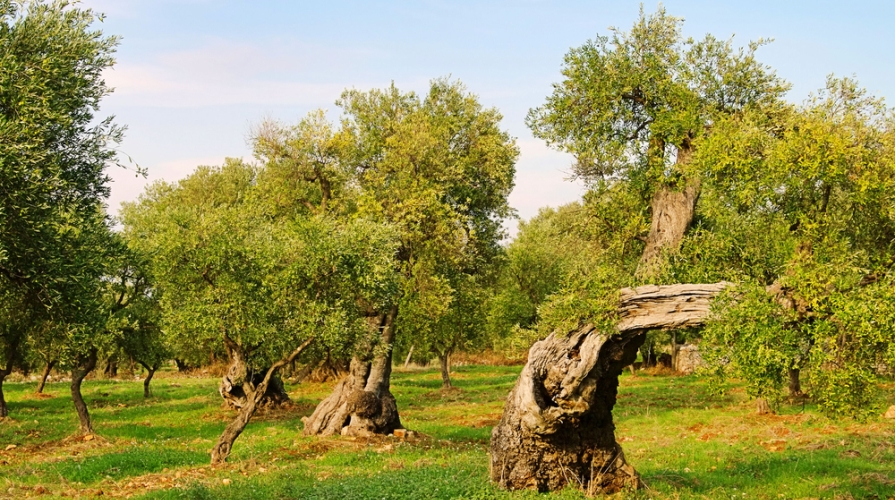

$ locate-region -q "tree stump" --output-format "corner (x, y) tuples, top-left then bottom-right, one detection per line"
(490, 283), (728, 494)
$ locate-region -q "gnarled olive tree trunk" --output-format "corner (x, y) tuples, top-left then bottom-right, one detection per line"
(490, 283), (728, 494)
(302, 307), (402, 437)
(211, 337), (314, 464)
(219, 335), (290, 409)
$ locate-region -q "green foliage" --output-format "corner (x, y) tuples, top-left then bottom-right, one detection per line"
(121, 159), (401, 370)
(0, 0), (122, 379)
(527, 5), (787, 185)
(690, 77), (895, 416)
(255, 79), (517, 364)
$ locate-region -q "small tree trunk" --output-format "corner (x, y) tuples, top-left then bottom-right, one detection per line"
(211, 386), (261, 464)
(0, 372), (8, 418)
(71, 349), (98, 434)
(103, 358), (118, 378)
(756, 398), (772, 415)
(670, 331), (678, 371)
(303, 307), (402, 437)
(36, 359), (57, 394)
(439, 350), (452, 389)
(211, 338), (313, 464)
(404, 345), (414, 368)
(788, 369), (803, 397)
(142, 363), (157, 398)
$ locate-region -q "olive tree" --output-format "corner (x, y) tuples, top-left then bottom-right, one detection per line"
(689, 77), (895, 416)
(491, 7), (787, 493)
(122, 159), (401, 463)
(256, 79), (518, 437)
(0, 0), (122, 424)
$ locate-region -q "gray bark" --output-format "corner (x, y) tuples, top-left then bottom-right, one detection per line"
(490, 282), (728, 493)
(303, 307), (402, 437)
(211, 338), (313, 464)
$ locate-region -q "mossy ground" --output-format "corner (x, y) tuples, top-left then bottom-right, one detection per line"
(0, 366), (892, 499)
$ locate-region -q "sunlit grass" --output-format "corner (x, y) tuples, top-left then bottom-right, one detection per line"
(0, 366), (892, 499)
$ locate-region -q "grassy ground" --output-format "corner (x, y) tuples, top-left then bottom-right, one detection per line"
(0, 366), (892, 499)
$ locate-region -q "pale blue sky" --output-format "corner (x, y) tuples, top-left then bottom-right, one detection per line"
(84, 0), (895, 231)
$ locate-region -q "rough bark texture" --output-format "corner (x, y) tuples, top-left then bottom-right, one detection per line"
(490, 325), (645, 493)
(490, 283), (727, 494)
(219, 335), (290, 409)
(617, 283), (730, 331)
(36, 359), (57, 394)
(211, 337), (313, 464)
(303, 307), (402, 437)
(636, 181), (701, 280)
(71, 349), (98, 434)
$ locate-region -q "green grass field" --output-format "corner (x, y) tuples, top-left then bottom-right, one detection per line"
(0, 366), (892, 499)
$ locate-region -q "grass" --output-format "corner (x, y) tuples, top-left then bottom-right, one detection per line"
(0, 366), (892, 499)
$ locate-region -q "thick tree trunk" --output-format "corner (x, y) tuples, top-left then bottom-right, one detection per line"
(439, 350), (452, 389)
(219, 335), (290, 409)
(303, 307), (402, 437)
(71, 349), (98, 434)
(36, 359), (57, 394)
(491, 283), (727, 494)
(490, 325), (645, 493)
(636, 181), (701, 280)
(788, 369), (803, 397)
(211, 338), (313, 464)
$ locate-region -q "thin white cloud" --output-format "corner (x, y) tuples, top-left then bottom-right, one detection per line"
(103, 38), (385, 108)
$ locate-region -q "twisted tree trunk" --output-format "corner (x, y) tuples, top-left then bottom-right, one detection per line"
(490, 283), (728, 494)
(71, 348), (98, 434)
(211, 337), (314, 464)
(303, 306), (402, 437)
(219, 335), (290, 409)
(138, 361), (159, 398)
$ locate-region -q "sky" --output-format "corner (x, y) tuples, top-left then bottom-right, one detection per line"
(80, 0), (895, 233)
